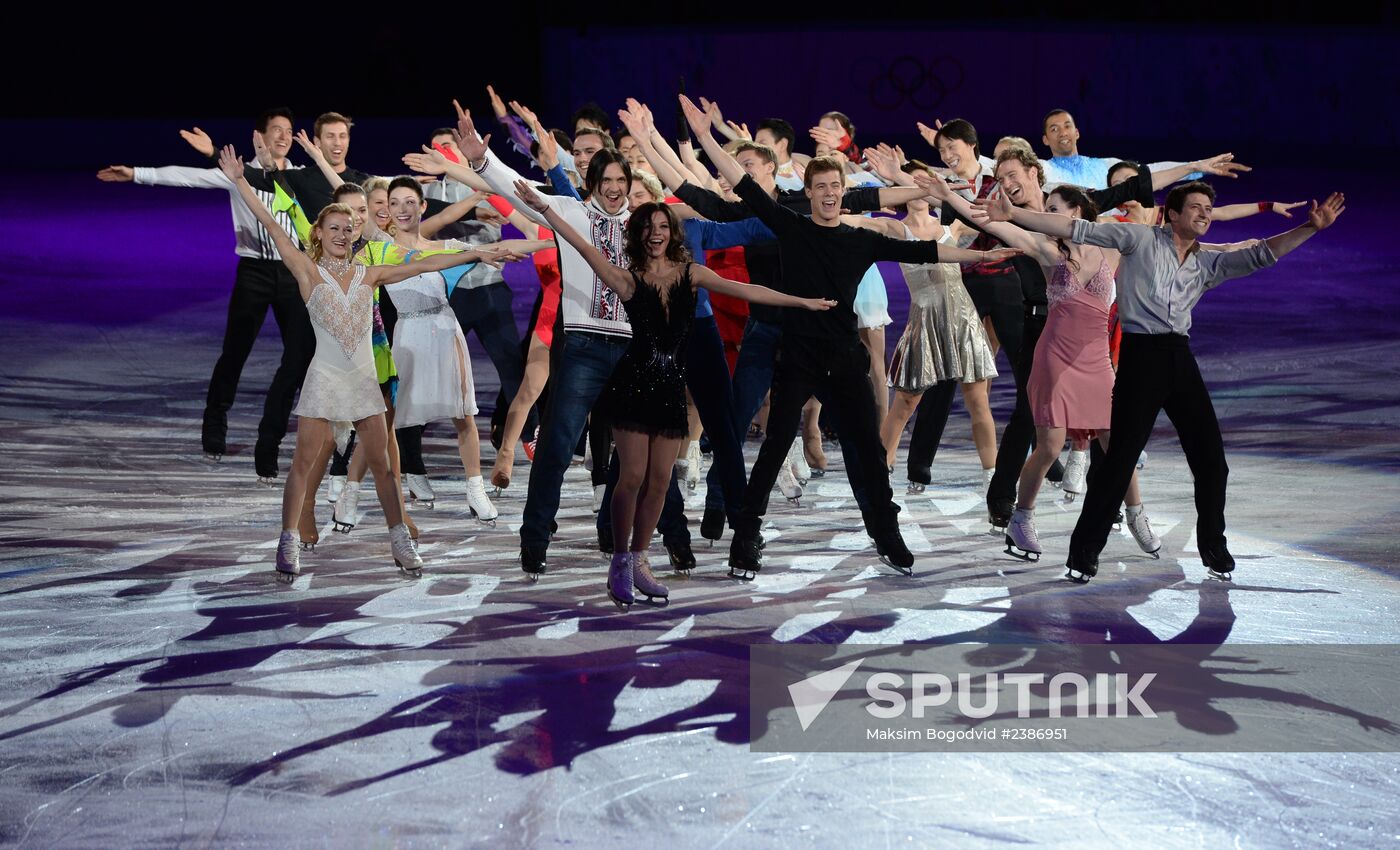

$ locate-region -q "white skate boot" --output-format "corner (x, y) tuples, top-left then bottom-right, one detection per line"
(1061, 450), (1089, 502)
(1004, 508), (1043, 561)
(327, 475), (346, 504)
(275, 530), (301, 582)
(333, 482), (360, 533)
(632, 551), (670, 604)
(1125, 504), (1161, 558)
(465, 475), (498, 526)
(684, 441), (703, 491)
(405, 474), (435, 508)
(777, 462), (803, 504)
(787, 437), (811, 486)
(390, 523), (423, 577)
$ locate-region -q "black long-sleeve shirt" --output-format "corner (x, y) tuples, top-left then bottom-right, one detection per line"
(676, 180), (887, 326)
(732, 175), (939, 340)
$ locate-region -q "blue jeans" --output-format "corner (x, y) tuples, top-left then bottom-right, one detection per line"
(521, 330), (629, 548)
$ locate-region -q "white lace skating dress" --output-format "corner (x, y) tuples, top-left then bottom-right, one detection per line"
(387, 268), (478, 428)
(294, 264), (386, 447)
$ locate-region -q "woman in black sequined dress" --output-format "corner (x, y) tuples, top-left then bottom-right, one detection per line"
(514, 180), (835, 609)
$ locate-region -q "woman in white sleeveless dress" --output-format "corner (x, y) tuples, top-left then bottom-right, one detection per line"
(218, 148), (509, 581)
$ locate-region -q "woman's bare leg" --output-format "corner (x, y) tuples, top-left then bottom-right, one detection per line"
(959, 379), (998, 471)
(491, 332), (550, 487)
(281, 418), (331, 531)
(982, 316), (1000, 358)
(1016, 426), (1066, 511)
(631, 435), (684, 553)
(298, 438), (334, 545)
(610, 429), (651, 553)
(452, 417), (483, 477)
(353, 414), (404, 528)
(881, 389), (922, 470)
(1097, 429), (1143, 506)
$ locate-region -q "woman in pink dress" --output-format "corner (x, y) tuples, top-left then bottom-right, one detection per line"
(971, 186), (1159, 562)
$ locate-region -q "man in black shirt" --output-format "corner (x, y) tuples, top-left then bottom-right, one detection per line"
(680, 97), (1018, 576)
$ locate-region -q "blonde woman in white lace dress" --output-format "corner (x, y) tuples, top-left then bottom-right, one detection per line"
(218, 147), (510, 581)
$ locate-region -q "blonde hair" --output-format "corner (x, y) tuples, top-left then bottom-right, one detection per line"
(996, 135), (1034, 156)
(631, 170), (666, 202)
(307, 203), (356, 262)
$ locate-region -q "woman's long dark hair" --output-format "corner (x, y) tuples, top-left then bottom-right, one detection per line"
(624, 202), (692, 271)
(1048, 185), (1100, 272)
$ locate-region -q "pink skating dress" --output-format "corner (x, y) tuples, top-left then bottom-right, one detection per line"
(1028, 258), (1114, 440)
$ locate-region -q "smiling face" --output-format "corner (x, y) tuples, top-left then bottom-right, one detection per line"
(316, 212), (355, 259)
(341, 193), (369, 242)
(995, 159), (1040, 208)
(368, 188), (389, 230)
(643, 210), (672, 260)
(263, 115), (293, 160)
(595, 162), (629, 215)
(936, 136), (977, 178)
(1042, 111), (1079, 158)
(1168, 191), (1214, 239)
(804, 164), (845, 224)
(316, 121), (351, 168)
(628, 180), (658, 210)
(572, 132), (605, 175)
(736, 148), (776, 190)
(388, 186), (426, 234)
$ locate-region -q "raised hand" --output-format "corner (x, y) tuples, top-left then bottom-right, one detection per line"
(911, 171), (952, 202)
(508, 99), (540, 130)
(487, 85), (508, 120)
(96, 165), (135, 182)
(178, 126), (215, 157)
(916, 120), (942, 148)
(802, 297), (838, 312)
(973, 190), (1014, 222)
(1272, 200), (1307, 218)
(513, 179), (551, 215)
(403, 146), (450, 176)
(294, 129), (325, 161)
(1307, 193), (1345, 230)
(809, 125), (845, 154)
(251, 130), (276, 169)
(1194, 152), (1251, 179)
(217, 145), (244, 183)
(678, 95), (712, 139)
(864, 144), (902, 184)
(617, 104), (647, 139)
(725, 120), (751, 141)
(453, 100), (491, 163)
(699, 96), (725, 128)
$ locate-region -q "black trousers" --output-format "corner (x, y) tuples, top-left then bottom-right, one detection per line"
(449, 281), (532, 445)
(201, 257), (314, 454)
(986, 311), (1049, 509)
(1070, 333), (1229, 557)
(736, 335), (896, 540)
(908, 275), (1023, 483)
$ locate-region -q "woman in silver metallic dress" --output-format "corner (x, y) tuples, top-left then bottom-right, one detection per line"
(844, 155), (1002, 477)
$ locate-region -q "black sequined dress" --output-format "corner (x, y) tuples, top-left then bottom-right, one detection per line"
(602, 264), (696, 438)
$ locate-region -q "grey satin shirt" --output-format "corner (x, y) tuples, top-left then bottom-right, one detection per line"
(1070, 219), (1277, 336)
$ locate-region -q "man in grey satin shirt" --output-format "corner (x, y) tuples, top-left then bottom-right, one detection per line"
(978, 181), (1346, 583)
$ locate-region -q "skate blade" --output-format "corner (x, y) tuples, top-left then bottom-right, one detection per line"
(906, 483), (926, 495)
(397, 564), (423, 578)
(299, 541), (316, 552)
(1003, 542), (1040, 563)
(491, 486), (504, 498)
(727, 566), (758, 581)
(1062, 492), (1079, 503)
(879, 556), (914, 576)
(635, 593), (670, 606)
(469, 508), (499, 527)
(1064, 569), (1092, 584)
(203, 452), (223, 463)
(784, 496), (802, 506)
(1207, 569), (1234, 581)
(332, 521), (355, 534)
(274, 569), (299, 584)
(810, 469), (825, 478)
(257, 476), (278, 487)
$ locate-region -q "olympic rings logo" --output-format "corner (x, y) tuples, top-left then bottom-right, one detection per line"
(852, 55), (966, 112)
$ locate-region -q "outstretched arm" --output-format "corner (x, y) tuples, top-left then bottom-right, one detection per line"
(691, 264), (833, 310)
(1212, 200), (1307, 222)
(513, 180), (635, 299)
(914, 173), (1047, 256)
(367, 247), (511, 288)
(420, 193), (487, 239)
(216, 146), (317, 289)
(1150, 153), (1250, 191)
(1262, 194), (1344, 260)
(294, 130), (344, 190)
(679, 95), (746, 192)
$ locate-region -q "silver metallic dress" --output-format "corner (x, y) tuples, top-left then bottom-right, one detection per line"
(888, 229), (998, 392)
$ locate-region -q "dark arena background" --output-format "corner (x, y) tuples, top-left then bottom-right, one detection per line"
(3, 7), (1399, 848)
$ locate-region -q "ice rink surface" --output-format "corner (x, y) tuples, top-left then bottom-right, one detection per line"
(1, 173), (1398, 848)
